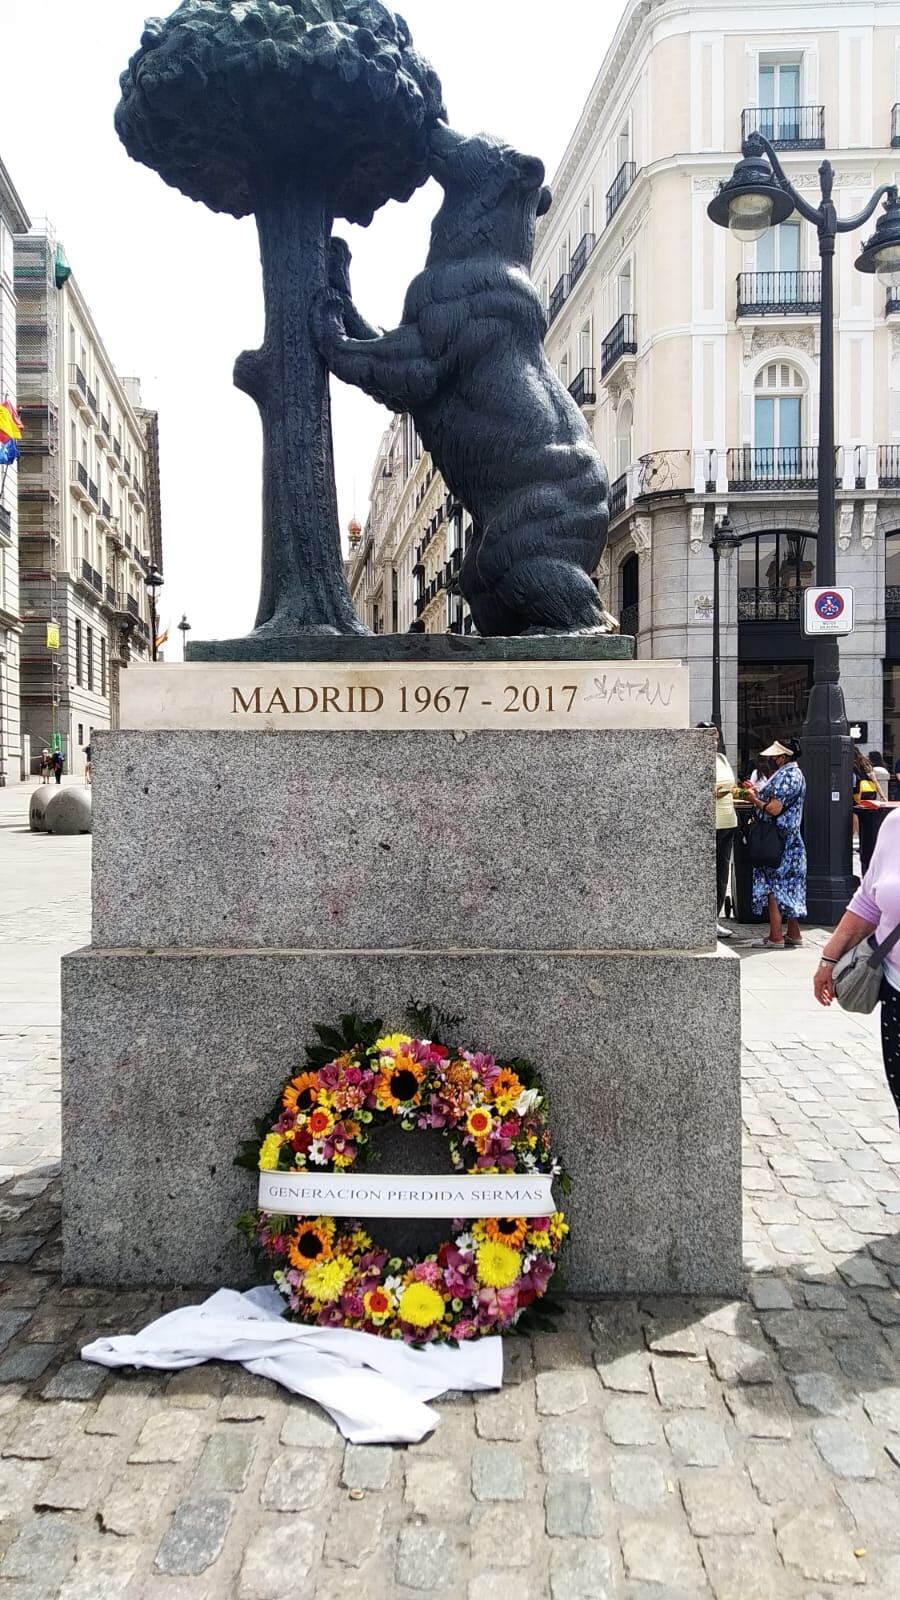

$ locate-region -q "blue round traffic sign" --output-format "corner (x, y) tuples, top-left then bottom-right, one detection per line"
(814, 591), (845, 621)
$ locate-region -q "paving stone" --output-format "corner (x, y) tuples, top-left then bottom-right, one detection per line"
(699, 1535), (784, 1600)
(705, 1334), (773, 1386)
(834, 1340), (893, 1383)
(758, 1310), (822, 1352)
(861, 1388), (900, 1431)
(0, 1236), (46, 1264)
(602, 1396), (664, 1447)
(2, 1399), (83, 1458)
(154, 1494), (234, 1576)
(594, 1350), (650, 1393)
(278, 1399), (339, 1448)
(539, 1419), (591, 1475)
(470, 1504), (534, 1569)
(775, 1507), (865, 1585)
(191, 1426), (256, 1492)
(745, 1442), (818, 1507)
(619, 1522), (706, 1588)
(261, 1448), (332, 1510)
(128, 1407), (201, 1463)
(41, 1361), (106, 1400)
(680, 1469), (760, 1536)
(535, 1371), (591, 1415)
(0, 1457), (53, 1519)
(723, 1386), (793, 1439)
(664, 1413), (733, 1467)
(545, 1476), (603, 1537)
(0, 1309), (32, 1351)
(836, 1479), (900, 1549)
(609, 1455), (667, 1508)
(803, 1283), (849, 1310)
(651, 1356), (710, 1409)
(35, 1441), (106, 1510)
(0, 1516), (76, 1583)
(810, 1419), (876, 1479)
(238, 1518), (322, 1597)
(98, 1466), (171, 1536)
(644, 1319), (700, 1356)
(395, 1524), (460, 1591)
(163, 1367), (220, 1407)
(475, 1385), (530, 1440)
(220, 1393), (271, 1423)
(501, 1339), (534, 1386)
(404, 1458), (467, 1517)
(340, 1442), (391, 1491)
(324, 1497), (385, 1568)
(57, 1541), (140, 1600)
(839, 1255), (890, 1289)
(548, 1541), (613, 1600)
(0, 1342), (57, 1382)
(789, 1371), (848, 1416)
(860, 1291), (900, 1326)
(472, 1445), (525, 1502)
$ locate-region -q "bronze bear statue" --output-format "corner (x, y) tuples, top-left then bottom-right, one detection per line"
(314, 123), (610, 636)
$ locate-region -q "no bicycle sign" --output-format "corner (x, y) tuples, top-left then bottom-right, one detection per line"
(803, 586), (854, 637)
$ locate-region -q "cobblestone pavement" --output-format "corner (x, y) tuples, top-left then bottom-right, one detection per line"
(3, 783), (900, 1597)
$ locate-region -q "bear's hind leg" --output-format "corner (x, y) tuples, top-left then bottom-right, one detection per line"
(489, 556), (606, 636)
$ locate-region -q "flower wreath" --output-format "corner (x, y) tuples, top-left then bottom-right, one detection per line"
(237, 1011), (567, 1343)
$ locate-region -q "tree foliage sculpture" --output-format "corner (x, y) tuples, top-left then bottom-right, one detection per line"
(117, 0), (445, 638)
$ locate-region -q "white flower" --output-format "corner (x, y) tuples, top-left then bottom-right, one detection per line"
(383, 1275), (403, 1295)
(308, 1140), (327, 1164)
(455, 1232), (475, 1252)
(520, 1152), (537, 1171)
(513, 1087), (541, 1115)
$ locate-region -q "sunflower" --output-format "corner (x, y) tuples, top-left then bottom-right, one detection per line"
(490, 1068), (524, 1113)
(397, 1281), (446, 1329)
(465, 1106), (494, 1140)
(476, 1241), (522, 1288)
(282, 1071), (321, 1116)
(363, 1287), (394, 1325)
(306, 1107), (335, 1138)
(303, 1254), (353, 1305)
(287, 1217), (335, 1270)
(484, 1217), (527, 1249)
(375, 1053), (425, 1111)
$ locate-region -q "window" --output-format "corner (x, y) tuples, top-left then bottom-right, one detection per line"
(557, 239), (569, 279)
(757, 221), (801, 277)
(540, 274), (550, 310)
(83, 525), (90, 561)
(758, 61), (801, 142)
(617, 261), (633, 319)
(616, 120), (630, 170)
(615, 399), (633, 477)
(579, 193), (593, 239)
(86, 626), (94, 691)
(557, 353), (570, 389)
(70, 422), (77, 461)
(77, 724), (83, 747)
(100, 638), (107, 697)
(578, 321), (593, 373)
(737, 531), (816, 619)
(75, 619), (83, 686)
(753, 362), (805, 472)
(620, 551), (639, 636)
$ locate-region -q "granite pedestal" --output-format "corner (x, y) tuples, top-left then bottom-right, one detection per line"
(61, 719), (742, 1296)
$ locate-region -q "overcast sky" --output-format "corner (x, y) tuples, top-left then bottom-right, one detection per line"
(0, 1), (618, 641)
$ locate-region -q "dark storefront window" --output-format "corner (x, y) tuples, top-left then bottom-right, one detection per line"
(737, 663), (813, 778)
(738, 531), (816, 621)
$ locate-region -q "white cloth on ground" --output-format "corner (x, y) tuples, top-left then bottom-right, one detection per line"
(81, 1287), (503, 1444)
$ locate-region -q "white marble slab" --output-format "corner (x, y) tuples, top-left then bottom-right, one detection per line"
(119, 660), (689, 732)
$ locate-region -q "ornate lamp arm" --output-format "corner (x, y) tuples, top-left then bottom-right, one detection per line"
(742, 131), (823, 226)
(838, 184), (899, 234)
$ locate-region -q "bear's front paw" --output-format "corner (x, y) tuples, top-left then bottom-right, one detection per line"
(310, 288), (347, 352)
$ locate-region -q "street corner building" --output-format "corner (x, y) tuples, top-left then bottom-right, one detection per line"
(351, 0), (900, 775)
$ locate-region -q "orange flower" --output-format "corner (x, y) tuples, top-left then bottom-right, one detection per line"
(466, 1107), (493, 1139)
(490, 1068), (523, 1111)
(287, 1218), (334, 1270)
(282, 1072), (321, 1116)
(306, 1107), (334, 1138)
(484, 1217), (527, 1249)
(363, 1287), (393, 1325)
(375, 1054), (425, 1111)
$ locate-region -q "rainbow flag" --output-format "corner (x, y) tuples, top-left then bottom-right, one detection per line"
(0, 400), (22, 444)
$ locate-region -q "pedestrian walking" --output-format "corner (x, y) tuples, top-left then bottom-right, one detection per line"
(38, 748), (52, 784)
(51, 749), (63, 785)
(747, 739), (807, 949)
(853, 748), (885, 804)
(869, 750), (891, 794)
(699, 722), (737, 939)
(84, 741), (92, 786)
(815, 808), (900, 1124)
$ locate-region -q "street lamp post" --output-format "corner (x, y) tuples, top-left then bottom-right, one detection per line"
(144, 562), (164, 662)
(177, 614), (192, 660)
(710, 513), (740, 749)
(708, 135), (900, 923)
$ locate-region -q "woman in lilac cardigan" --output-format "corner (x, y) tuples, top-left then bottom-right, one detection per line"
(815, 808), (900, 1118)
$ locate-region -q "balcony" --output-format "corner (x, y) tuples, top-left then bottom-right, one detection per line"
(601, 313), (637, 377)
(569, 231), (596, 287)
(726, 446), (819, 491)
(741, 105), (825, 150)
(86, 387), (98, 418)
(619, 602), (639, 638)
(879, 445), (900, 487)
(68, 364), (87, 399)
(80, 558), (102, 595)
(736, 270), (822, 317)
(112, 437), (122, 461)
(548, 273), (569, 324)
(606, 161), (636, 223)
(87, 477), (99, 506)
(887, 291), (900, 317)
(568, 367), (597, 407)
(893, 104), (900, 147)
(0, 504), (10, 543)
(127, 594), (140, 618)
(100, 498), (112, 523)
(105, 584), (116, 607)
(70, 461), (90, 502)
(99, 413), (111, 443)
(609, 472), (628, 521)
(738, 587), (803, 622)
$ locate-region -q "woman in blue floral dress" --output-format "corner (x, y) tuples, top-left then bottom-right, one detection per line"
(749, 740), (807, 949)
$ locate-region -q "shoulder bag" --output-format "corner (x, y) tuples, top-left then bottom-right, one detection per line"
(833, 921), (900, 1014)
(746, 815), (785, 870)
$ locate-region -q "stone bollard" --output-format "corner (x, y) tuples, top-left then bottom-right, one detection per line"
(45, 788), (92, 836)
(29, 786), (51, 833)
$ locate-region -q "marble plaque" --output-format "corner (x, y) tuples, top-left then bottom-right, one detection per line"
(119, 661), (689, 732)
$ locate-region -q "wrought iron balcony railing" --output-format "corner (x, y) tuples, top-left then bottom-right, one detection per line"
(569, 231), (596, 287)
(738, 586), (804, 622)
(741, 105), (825, 150)
(736, 270), (822, 317)
(606, 161), (636, 223)
(68, 364), (87, 397)
(127, 594), (140, 618)
(887, 584), (900, 618)
(86, 387), (98, 417)
(726, 446), (819, 491)
(568, 367), (596, 407)
(548, 273), (570, 324)
(601, 313), (637, 377)
(879, 445), (900, 487)
(0, 504), (10, 541)
(619, 602), (639, 638)
(887, 291), (900, 317)
(609, 472), (628, 521)
(893, 103), (900, 148)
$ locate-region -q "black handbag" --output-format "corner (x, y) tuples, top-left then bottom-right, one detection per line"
(746, 816), (785, 869)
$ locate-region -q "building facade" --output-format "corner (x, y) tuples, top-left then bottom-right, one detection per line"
(353, 0), (900, 771)
(15, 228), (160, 771)
(0, 159), (29, 783)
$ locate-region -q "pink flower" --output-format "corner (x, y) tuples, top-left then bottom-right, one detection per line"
(477, 1284), (520, 1322)
(318, 1063), (340, 1089)
(412, 1261), (442, 1287)
(451, 1319), (479, 1341)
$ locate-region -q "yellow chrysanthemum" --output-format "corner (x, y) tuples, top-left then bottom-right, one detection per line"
(527, 1228), (551, 1250)
(374, 1032), (413, 1055)
(303, 1254), (353, 1305)
(476, 1241), (522, 1289)
(397, 1281), (446, 1329)
(548, 1212), (569, 1245)
(258, 1133), (282, 1171)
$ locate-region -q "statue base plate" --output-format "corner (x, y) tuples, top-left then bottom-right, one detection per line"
(187, 632), (635, 664)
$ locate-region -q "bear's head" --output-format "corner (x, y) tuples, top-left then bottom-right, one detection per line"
(426, 124), (552, 266)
